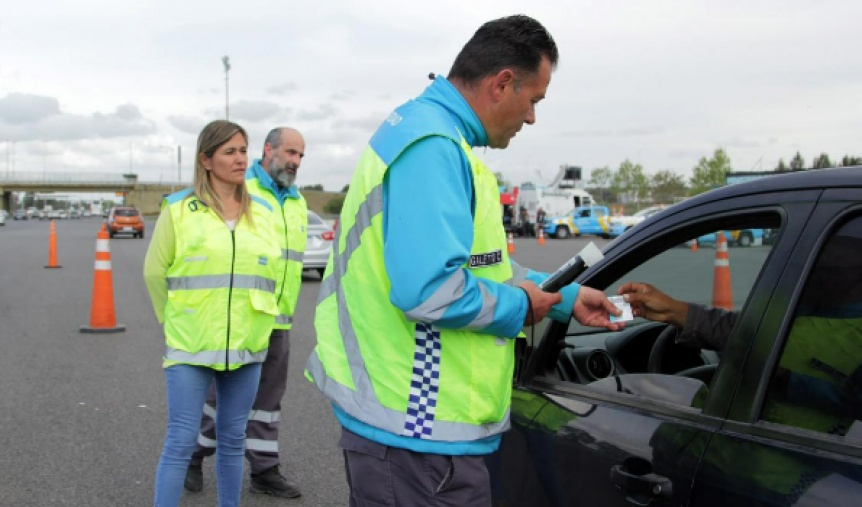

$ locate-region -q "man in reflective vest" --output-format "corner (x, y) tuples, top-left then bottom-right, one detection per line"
(306, 15), (622, 506)
(186, 127), (307, 499)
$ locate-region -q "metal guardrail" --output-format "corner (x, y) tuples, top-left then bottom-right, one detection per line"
(0, 172), (141, 184)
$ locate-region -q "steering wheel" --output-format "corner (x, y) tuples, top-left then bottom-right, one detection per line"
(647, 325), (718, 383)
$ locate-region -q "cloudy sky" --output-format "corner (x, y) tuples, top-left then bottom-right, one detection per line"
(1, 0), (859, 192)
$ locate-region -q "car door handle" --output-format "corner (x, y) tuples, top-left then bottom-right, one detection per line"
(610, 462), (673, 506)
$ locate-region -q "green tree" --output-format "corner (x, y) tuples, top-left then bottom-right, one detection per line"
(588, 166), (613, 204)
(341, 184), (350, 193)
(775, 159), (789, 172)
(324, 195), (345, 215)
(650, 170), (686, 204)
(300, 183), (324, 191)
(790, 151), (805, 170)
(612, 160), (648, 204)
(841, 155), (862, 167)
(494, 171), (509, 189)
(812, 153), (833, 169)
(689, 148), (732, 196)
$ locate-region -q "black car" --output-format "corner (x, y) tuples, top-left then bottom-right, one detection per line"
(489, 167), (862, 506)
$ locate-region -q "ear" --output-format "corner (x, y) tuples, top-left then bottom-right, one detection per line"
(199, 153), (211, 171)
(490, 68), (517, 100)
(263, 142), (273, 160)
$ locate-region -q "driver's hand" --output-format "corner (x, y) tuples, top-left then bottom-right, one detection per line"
(618, 282), (688, 328)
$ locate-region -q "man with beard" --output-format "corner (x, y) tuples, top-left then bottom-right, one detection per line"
(184, 127), (307, 499)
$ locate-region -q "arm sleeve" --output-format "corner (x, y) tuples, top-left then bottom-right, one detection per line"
(676, 303), (737, 350)
(384, 136), (526, 338)
(519, 265), (581, 323)
(143, 209), (176, 324)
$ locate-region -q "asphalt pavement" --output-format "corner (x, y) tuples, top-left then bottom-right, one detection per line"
(0, 219), (606, 506)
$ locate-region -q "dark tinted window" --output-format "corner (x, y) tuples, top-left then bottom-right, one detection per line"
(760, 215), (862, 442)
(115, 208), (139, 217)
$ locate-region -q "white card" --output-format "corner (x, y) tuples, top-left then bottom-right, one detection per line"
(608, 295), (634, 322)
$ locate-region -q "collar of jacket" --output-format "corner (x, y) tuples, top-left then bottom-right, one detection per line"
(247, 159), (300, 203)
(418, 75), (488, 148)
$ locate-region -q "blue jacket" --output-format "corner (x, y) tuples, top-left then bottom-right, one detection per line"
(383, 76), (579, 331)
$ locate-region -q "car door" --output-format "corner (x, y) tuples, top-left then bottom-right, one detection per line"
(572, 208), (596, 235)
(690, 191), (862, 506)
(489, 188), (820, 507)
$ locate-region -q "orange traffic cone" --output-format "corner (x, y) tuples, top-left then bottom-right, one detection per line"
(537, 226), (545, 245)
(690, 238), (698, 252)
(712, 232), (733, 310)
(45, 220), (62, 269)
(80, 223), (125, 333)
(507, 232), (515, 254)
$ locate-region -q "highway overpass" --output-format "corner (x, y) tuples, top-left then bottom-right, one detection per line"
(0, 171), (183, 215)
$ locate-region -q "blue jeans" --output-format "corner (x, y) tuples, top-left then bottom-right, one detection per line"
(154, 363), (262, 507)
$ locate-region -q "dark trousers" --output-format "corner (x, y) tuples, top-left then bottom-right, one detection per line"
(340, 427), (492, 507)
(191, 329), (291, 474)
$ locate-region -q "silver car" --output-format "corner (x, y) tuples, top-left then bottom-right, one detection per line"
(303, 211), (334, 278)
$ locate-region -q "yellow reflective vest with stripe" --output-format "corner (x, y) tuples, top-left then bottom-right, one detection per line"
(307, 106), (518, 444)
(245, 171), (308, 330)
(162, 190), (281, 371)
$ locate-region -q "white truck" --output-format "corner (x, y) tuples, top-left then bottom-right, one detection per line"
(515, 165), (594, 225)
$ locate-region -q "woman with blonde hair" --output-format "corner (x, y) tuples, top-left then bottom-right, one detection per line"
(144, 120), (281, 506)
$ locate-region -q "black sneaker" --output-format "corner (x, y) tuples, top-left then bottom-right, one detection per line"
(250, 466), (302, 498)
(184, 464), (203, 493)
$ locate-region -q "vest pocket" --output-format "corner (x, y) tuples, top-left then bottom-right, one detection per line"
(249, 289), (279, 316)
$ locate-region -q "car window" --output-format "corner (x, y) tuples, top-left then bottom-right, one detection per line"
(551, 212), (782, 412)
(307, 212), (325, 226)
(759, 215), (862, 443)
(115, 208), (139, 217)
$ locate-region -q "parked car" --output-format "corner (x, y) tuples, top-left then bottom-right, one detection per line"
(691, 228), (766, 248)
(0, 210), (6, 226)
(488, 167), (862, 506)
(12, 209), (26, 221)
(303, 211), (334, 277)
(608, 205), (667, 238)
(105, 206), (145, 238)
(545, 205), (612, 239)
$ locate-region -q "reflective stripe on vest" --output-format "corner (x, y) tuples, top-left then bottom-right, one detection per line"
(284, 249), (304, 262)
(165, 347), (268, 365)
(166, 274), (276, 293)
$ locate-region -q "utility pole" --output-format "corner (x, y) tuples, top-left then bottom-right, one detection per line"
(177, 145), (182, 183)
(222, 56), (231, 120)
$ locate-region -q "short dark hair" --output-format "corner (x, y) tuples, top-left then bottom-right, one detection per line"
(263, 127), (284, 158)
(448, 15), (558, 86)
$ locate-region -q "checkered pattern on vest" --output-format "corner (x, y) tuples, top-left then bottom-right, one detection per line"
(403, 323), (442, 438)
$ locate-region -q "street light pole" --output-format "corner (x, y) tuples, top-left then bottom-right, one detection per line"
(222, 56), (231, 120)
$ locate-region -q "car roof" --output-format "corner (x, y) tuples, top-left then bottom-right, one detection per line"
(684, 167), (861, 209)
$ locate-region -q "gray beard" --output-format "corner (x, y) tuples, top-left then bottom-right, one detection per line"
(272, 168), (296, 188)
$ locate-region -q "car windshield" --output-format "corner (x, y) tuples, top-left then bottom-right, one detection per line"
(115, 209), (139, 217)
